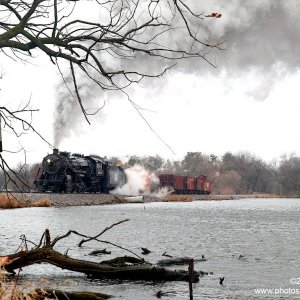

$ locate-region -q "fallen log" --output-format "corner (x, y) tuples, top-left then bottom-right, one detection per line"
(157, 257), (206, 267)
(88, 249), (111, 256)
(1, 225), (200, 283)
(34, 289), (111, 300)
(0, 222), (204, 300)
(1, 248), (199, 282)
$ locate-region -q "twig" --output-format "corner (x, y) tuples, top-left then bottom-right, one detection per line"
(49, 220), (141, 258)
(78, 219), (129, 247)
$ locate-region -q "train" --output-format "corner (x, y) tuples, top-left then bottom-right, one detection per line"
(34, 149), (126, 193)
(159, 174), (212, 194)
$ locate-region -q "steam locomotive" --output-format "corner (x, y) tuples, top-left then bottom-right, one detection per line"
(34, 149), (126, 193)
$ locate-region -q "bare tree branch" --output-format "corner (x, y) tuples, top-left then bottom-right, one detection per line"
(0, 0), (222, 189)
(1, 1), (221, 116)
(78, 218), (130, 246)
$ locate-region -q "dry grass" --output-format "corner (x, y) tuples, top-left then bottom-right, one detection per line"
(0, 279), (111, 299)
(161, 193), (286, 203)
(251, 193), (284, 198)
(30, 199), (51, 207)
(0, 278), (50, 300)
(0, 195), (51, 209)
(0, 195), (23, 209)
(162, 195), (193, 202)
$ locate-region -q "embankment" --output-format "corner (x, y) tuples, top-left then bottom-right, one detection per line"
(0, 192), (291, 209)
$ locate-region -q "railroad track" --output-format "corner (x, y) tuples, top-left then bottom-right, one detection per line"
(1, 190), (109, 195)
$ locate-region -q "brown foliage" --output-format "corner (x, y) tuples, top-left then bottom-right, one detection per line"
(30, 199), (51, 207)
(0, 195), (50, 209)
(213, 171), (242, 195)
(163, 195), (193, 202)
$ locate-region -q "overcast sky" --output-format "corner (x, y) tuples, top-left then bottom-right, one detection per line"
(1, 0), (300, 166)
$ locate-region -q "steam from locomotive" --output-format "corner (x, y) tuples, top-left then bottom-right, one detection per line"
(34, 149), (126, 193)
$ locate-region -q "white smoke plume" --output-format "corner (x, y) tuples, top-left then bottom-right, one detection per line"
(112, 165), (173, 198)
(185, 0), (300, 100)
(53, 1), (300, 143)
(109, 165), (159, 197)
(151, 186), (173, 199)
(112, 165), (157, 196)
(53, 69), (107, 148)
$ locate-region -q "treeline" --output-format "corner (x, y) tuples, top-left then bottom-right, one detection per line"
(0, 162), (41, 192)
(111, 152), (300, 196)
(1, 152), (300, 195)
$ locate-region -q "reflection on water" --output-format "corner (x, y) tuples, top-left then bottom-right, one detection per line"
(1, 198), (300, 299)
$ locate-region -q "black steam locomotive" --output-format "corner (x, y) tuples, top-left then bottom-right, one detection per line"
(34, 149), (126, 193)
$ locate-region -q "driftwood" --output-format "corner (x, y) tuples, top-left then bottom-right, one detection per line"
(162, 251), (173, 258)
(157, 257), (206, 267)
(88, 249), (111, 256)
(1, 248), (198, 281)
(141, 247), (151, 255)
(156, 290), (176, 298)
(0, 226), (199, 282)
(34, 289), (111, 300)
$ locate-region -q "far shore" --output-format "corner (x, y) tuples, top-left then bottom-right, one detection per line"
(1, 192), (298, 209)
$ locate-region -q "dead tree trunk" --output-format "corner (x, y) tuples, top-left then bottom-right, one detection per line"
(1, 248), (198, 282)
(0, 227), (199, 282)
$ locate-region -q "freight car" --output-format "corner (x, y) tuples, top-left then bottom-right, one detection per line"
(159, 174), (212, 195)
(34, 149), (126, 193)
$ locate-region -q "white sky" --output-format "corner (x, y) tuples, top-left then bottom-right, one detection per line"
(1, 1), (300, 166)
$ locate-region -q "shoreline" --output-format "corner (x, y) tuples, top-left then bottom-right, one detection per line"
(1, 192), (298, 209)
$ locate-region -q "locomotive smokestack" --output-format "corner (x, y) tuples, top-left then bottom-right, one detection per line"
(53, 148), (59, 155)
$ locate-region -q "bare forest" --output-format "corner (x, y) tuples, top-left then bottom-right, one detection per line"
(3, 151), (300, 196)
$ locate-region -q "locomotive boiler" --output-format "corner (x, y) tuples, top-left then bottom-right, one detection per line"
(34, 149), (126, 193)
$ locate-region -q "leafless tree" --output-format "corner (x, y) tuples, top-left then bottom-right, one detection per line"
(213, 170), (242, 195)
(0, 100), (52, 192)
(181, 152), (216, 177)
(278, 154), (300, 195)
(0, 0), (221, 119)
(0, 0), (222, 190)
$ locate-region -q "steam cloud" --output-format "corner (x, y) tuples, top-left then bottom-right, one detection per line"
(53, 71), (107, 148)
(53, 1), (300, 143)
(192, 0), (299, 100)
(110, 165), (173, 198)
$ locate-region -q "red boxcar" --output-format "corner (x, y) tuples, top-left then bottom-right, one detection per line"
(159, 174), (187, 193)
(174, 175), (186, 190)
(196, 175), (206, 191)
(159, 173), (212, 195)
(186, 177), (195, 191)
(159, 174), (174, 188)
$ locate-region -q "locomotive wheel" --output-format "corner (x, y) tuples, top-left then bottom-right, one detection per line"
(67, 172), (86, 193)
(74, 182), (85, 193)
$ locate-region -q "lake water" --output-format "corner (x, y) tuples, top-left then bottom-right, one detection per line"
(1, 198), (300, 299)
